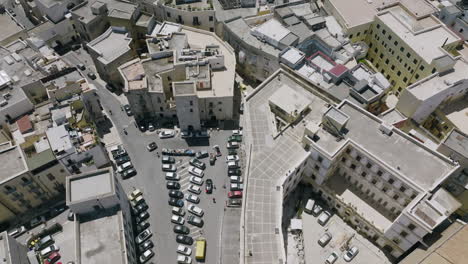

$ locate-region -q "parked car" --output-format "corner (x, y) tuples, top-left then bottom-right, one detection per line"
(30, 215), (46, 228)
(180, 130), (192, 138)
(123, 104), (132, 116)
(230, 183), (244, 191)
(177, 255), (192, 264)
(228, 149), (238, 155)
(232, 129), (243, 136)
(227, 142), (239, 149)
(166, 172), (180, 181)
(195, 130), (210, 138)
(169, 190), (184, 199)
(209, 153), (216, 165)
(195, 151), (209, 159)
(188, 166), (204, 177)
(36, 235), (54, 250)
(135, 229), (152, 244)
(113, 149), (128, 159)
(77, 63), (86, 70)
(189, 176), (203, 185)
(312, 204), (323, 216)
(227, 161), (239, 169)
(188, 204), (204, 217)
(147, 123), (155, 132)
(134, 201), (148, 213)
(227, 199), (242, 207)
(136, 221), (150, 233)
(228, 169), (241, 176)
(225, 155), (240, 162)
(122, 168), (137, 179)
(138, 240), (153, 253)
(177, 245), (192, 256)
(159, 130), (175, 138)
(171, 215), (185, 225)
(115, 155), (131, 165)
(172, 206), (185, 216)
(130, 195), (145, 207)
(173, 225), (190, 234)
(228, 191), (242, 199)
(189, 158), (206, 170)
(162, 164), (177, 172)
(213, 145), (222, 156)
(325, 252), (338, 264)
(87, 72), (97, 80)
(139, 123), (147, 132)
(188, 184), (201, 194)
(117, 161), (133, 173)
(146, 142), (157, 152)
(43, 252), (60, 264)
(7, 226), (27, 238)
(227, 135), (242, 142)
(187, 215), (204, 227)
(318, 211), (332, 226)
(136, 211), (149, 223)
(230, 176), (243, 183)
(139, 249), (154, 263)
(169, 198), (184, 207)
(167, 181), (181, 190)
(186, 194), (200, 204)
(176, 235), (193, 245)
(162, 156), (176, 164)
(128, 189), (143, 201)
(40, 244), (59, 257)
(205, 179), (213, 193)
(304, 199), (315, 214)
(343, 246), (359, 262)
(318, 232), (332, 247)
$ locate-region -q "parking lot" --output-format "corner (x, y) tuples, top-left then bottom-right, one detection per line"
(302, 209), (391, 264)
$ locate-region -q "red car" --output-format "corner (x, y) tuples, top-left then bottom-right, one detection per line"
(44, 252), (61, 264)
(228, 191), (242, 198)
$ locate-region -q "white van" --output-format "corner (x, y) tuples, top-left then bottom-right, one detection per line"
(117, 161), (133, 173)
(304, 199), (315, 214)
(227, 161), (239, 169)
(40, 244), (59, 256)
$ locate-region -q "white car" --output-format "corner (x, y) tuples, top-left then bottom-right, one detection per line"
(128, 189), (143, 201)
(162, 164), (177, 172)
(188, 204), (204, 217)
(40, 244), (59, 256)
(318, 232), (332, 247)
(117, 161), (133, 173)
(172, 207), (185, 216)
(190, 176), (203, 185)
(188, 184), (201, 194)
(225, 155), (240, 162)
(312, 204), (323, 216)
(186, 194), (200, 204)
(177, 255), (192, 264)
(230, 183), (244, 191)
(188, 166), (204, 177)
(177, 245), (192, 256)
(165, 172), (180, 181)
(318, 211), (332, 226)
(230, 176), (243, 183)
(159, 130), (175, 139)
(325, 252), (338, 264)
(226, 142), (239, 149)
(171, 215), (185, 225)
(147, 123), (155, 132)
(343, 246), (359, 262)
(139, 249), (154, 263)
(232, 130), (243, 136)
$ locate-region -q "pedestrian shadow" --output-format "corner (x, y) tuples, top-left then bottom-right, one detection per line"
(95, 116), (114, 138)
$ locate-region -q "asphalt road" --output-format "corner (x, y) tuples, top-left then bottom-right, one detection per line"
(62, 49), (241, 264)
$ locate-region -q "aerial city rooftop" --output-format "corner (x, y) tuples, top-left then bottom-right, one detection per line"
(0, 0), (468, 264)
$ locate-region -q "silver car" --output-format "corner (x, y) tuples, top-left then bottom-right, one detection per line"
(186, 194), (200, 204)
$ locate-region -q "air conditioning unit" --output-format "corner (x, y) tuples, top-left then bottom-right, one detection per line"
(379, 122), (393, 135)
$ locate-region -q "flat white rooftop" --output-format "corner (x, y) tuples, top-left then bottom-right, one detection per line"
(88, 27), (132, 64)
(378, 6), (460, 64)
(269, 84), (311, 116)
(251, 19), (290, 42)
(69, 171), (113, 202)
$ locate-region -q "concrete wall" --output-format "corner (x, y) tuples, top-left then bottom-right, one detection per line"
(174, 90), (201, 130)
(157, 3), (216, 32)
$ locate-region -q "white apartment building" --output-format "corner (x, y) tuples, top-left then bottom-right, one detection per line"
(119, 22), (235, 130)
(438, 1), (468, 41)
(66, 168), (136, 264)
(242, 69), (461, 264)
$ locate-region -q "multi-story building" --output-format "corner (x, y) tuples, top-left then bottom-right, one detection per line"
(324, 0), (462, 97)
(35, 0), (84, 23)
(0, 231), (29, 264)
(0, 141), (70, 225)
(242, 68), (461, 263)
(65, 168), (136, 264)
(87, 26), (136, 88)
(119, 22), (235, 130)
(438, 0), (468, 41)
(0, 11), (28, 46)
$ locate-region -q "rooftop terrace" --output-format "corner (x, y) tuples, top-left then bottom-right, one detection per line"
(87, 27), (132, 65)
(69, 170), (113, 202)
(0, 145), (27, 183)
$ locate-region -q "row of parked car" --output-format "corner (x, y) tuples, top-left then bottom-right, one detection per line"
(304, 199), (359, 263)
(30, 235), (61, 264)
(128, 189), (155, 263)
(225, 130), (243, 207)
(110, 145), (137, 179)
(164, 155), (211, 264)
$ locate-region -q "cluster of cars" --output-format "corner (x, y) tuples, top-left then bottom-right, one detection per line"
(111, 145), (137, 179)
(304, 199), (359, 263)
(164, 154), (211, 264)
(128, 189), (155, 263)
(225, 130), (243, 207)
(30, 235), (61, 264)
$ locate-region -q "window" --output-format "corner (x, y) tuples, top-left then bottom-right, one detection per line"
(411, 194), (417, 199)
(397, 71), (401, 76)
(382, 187), (388, 193)
(210, 27), (214, 32)
(385, 59), (389, 64)
(318, 156), (323, 163)
(400, 231), (408, 238)
(371, 179), (377, 185)
(209, 16), (213, 21)
(400, 47), (404, 52)
(350, 164), (356, 170)
(357, 32), (361, 36)
(393, 194), (399, 200)
(388, 35), (392, 40)
(379, 53), (384, 59)
(47, 174), (55, 181)
(356, 155), (361, 161)
(388, 178), (394, 184)
(314, 165), (320, 171)
(4, 185), (13, 192)
(406, 52), (411, 58)
(364, 30), (368, 34)
(167, 12), (171, 18)
(366, 163), (372, 169)
(415, 74), (420, 79)
(369, 43), (373, 48)
(377, 24), (381, 29)
(376, 63), (380, 68)
(21, 177), (30, 183)
(403, 77), (408, 82)
(341, 157), (347, 162)
(432, 68), (437, 74)
(394, 41), (398, 46)
(377, 170), (383, 176)
(382, 29), (386, 35)
(374, 47), (379, 53)
(349, 34), (353, 39)
(408, 223), (416, 231)
(419, 65), (425, 71)
(361, 172), (367, 177)
(392, 238), (400, 244)
(346, 148), (351, 154)
(190, 109), (193, 113)
(391, 65), (395, 70)
(190, 100), (193, 106)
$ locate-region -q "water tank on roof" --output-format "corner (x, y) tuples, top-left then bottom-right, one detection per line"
(91, 2), (107, 15)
